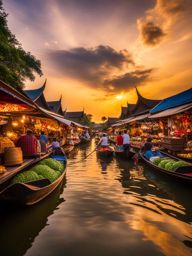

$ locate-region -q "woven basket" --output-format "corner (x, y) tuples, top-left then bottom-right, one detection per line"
(4, 147), (23, 166)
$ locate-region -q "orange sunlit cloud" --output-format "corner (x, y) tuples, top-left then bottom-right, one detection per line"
(4, 0), (192, 122)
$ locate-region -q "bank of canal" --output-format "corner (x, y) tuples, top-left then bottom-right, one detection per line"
(0, 140), (191, 256)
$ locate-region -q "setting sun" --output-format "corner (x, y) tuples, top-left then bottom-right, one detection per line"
(115, 94), (123, 100)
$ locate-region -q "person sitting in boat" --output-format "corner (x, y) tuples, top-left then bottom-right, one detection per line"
(16, 129), (38, 157)
(51, 138), (60, 150)
(98, 133), (109, 148)
(116, 131), (123, 151)
(142, 137), (162, 160)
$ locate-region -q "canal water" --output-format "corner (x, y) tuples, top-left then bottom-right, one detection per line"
(0, 140), (192, 256)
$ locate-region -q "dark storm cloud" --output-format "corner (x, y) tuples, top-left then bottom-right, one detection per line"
(104, 69), (153, 90)
(138, 20), (166, 46)
(49, 45), (134, 84)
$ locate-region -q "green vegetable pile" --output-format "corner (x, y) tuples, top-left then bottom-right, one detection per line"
(11, 158), (64, 184)
(40, 158), (64, 173)
(152, 157), (189, 171)
(12, 170), (40, 184)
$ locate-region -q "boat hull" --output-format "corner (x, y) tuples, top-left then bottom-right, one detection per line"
(97, 148), (114, 158)
(140, 152), (192, 185)
(0, 154), (67, 205)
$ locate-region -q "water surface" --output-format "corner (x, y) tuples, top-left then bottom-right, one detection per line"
(0, 140), (191, 256)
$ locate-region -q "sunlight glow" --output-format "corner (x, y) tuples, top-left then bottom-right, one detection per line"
(115, 94), (123, 100)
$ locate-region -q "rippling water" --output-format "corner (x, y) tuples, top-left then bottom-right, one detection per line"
(0, 140), (192, 256)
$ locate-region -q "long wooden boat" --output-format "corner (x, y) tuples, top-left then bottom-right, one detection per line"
(97, 146), (114, 158)
(140, 151), (192, 184)
(0, 152), (67, 205)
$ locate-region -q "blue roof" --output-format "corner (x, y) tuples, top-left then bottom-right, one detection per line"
(24, 81), (46, 101)
(150, 88), (192, 114)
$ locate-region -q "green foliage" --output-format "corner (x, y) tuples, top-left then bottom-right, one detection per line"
(0, 0), (42, 89)
(31, 164), (59, 183)
(40, 158), (64, 173)
(12, 170), (39, 184)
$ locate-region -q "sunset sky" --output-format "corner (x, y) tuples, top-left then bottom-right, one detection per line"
(4, 0), (192, 122)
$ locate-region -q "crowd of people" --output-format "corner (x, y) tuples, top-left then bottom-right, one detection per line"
(16, 130), (63, 157)
(97, 130), (161, 160)
(98, 130), (130, 153)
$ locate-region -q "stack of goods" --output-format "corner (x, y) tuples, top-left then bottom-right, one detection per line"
(12, 158), (65, 184)
(130, 137), (143, 149)
(0, 137), (15, 153)
(161, 137), (186, 151)
(151, 157), (190, 171)
(177, 141), (192, 161)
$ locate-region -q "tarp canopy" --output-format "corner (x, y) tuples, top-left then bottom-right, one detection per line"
(150, 88), (192, 114)
(149, 102), (192, 119)
(129, 113), (149, 123)
(38, 107), (71, 126)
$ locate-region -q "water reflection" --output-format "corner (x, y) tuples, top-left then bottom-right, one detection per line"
(1, 140), (192, 256)
(0, 181), (65, 256)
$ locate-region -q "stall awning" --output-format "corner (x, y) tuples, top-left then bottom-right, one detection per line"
(149, 102), (192, 119)
(38, 107), (71, 126)
(128, 113), (149, 123)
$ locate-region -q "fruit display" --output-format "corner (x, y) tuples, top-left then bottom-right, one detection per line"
(177, 153), (192, 159)
(0, 165), (6, 174)
(150, 157), (190, 171)
(11, 158), (63, 184)
(0, 137), (15, 153)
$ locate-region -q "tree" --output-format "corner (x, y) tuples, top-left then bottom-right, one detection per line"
(101, 116), (107, 123)
(0, 0), (42, 89)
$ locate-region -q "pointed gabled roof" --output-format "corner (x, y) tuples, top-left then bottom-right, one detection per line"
(24, 80), (50, 110)
(65, 111), (84, 119)
(25, 80), (46, 101)
(132, 87), (160, 116)
(47, 95), (63, 115)
(150, 88), (192, 114)
(119, 106), (127, 119)
(127, 102), (136, 115)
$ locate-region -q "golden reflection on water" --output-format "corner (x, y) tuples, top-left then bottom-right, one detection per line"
(1, 139), (191, 256)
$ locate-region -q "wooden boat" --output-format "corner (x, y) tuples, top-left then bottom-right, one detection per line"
(0, 152), (67, 205)
(97, 146), (114, 157)
(115, 147), (135, 159)
(79, 137), (91, 145)
(140, 151), (192, 184)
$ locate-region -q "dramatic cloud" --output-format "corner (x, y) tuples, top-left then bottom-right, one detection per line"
(48, 45), (137, 90)
(104, 69), (153, 90)
(137, 0), (192, 46)
(137, 20), (165, 46)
